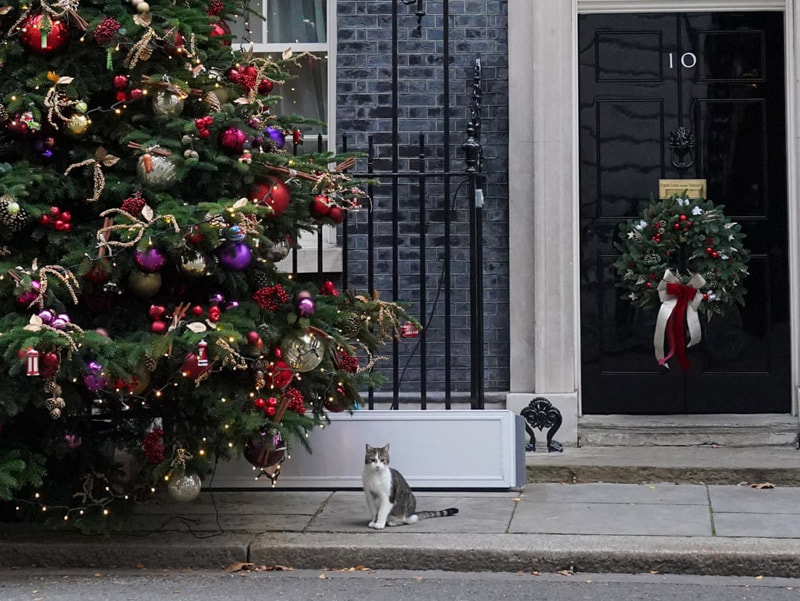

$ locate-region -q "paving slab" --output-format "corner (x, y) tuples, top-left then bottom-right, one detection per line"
(510, 499), (712, 536)
(121, 512), (313, 533)
(708, 485), (800, 514)
(524, 482), (709, 505)
(713, 513), (800, 538)
(307, 491), (518, 534)
(135, 491), (331, 516)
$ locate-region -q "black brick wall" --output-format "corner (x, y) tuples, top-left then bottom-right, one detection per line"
(336, 0), (509, 396)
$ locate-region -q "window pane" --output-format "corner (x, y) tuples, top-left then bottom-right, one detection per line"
(266, 0), (326, 44)
(268, 52), (327, 137)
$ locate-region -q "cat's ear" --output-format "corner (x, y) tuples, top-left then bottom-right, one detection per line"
(365, 443), (373, 452)
(382, 443), (390, 452)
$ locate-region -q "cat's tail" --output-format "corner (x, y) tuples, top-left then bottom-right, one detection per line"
(414, 508), (459, 521)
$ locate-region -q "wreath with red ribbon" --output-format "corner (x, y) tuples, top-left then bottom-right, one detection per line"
(613, 194), (750, 370)
(613, 194), (750, 318)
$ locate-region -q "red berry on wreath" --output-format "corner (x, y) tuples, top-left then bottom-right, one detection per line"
(645, 282), (652, 288)
(39, 214), (51, 226)
(706, 247), (713, 254)
(673, 223), (680, 230)
(266, 396), (278, 407)
(265, 405), (276, 417)
(254, 397), (267, 410)
(712, 252), (719, 258)
(680, 214), (687, 221)
(191, 305), (204, 316)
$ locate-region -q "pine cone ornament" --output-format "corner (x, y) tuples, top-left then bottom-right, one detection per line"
(0, 194), (32, 232)
(249, 269), (273, 289)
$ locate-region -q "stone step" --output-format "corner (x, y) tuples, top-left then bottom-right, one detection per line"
(525, 445), (800, 485)
(577, 414), (798, 448)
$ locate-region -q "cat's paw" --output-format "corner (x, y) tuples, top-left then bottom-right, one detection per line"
(368, 521), (377, 528)
(373, 522), (386, 530)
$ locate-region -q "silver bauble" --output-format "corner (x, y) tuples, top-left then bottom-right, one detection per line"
(281, 329), (325, 372)
(152, 90), (185, 118)
(179, 251), (211, 277)
(137, 155), (178, 190)
(167, 471), (202, 502)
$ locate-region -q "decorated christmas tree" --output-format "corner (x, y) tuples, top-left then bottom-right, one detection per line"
(0, 0), (410, 520)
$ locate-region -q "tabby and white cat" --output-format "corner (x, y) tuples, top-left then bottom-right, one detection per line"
(362, 443), (458, 529)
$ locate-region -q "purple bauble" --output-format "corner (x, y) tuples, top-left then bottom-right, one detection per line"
(220, 126), (247, 154)
(38, 309), (54, 324)
(217, 241), (252, 271)
(51, 318), (68, 330)
(57, 313), (71, 324)
(135, 246), (167, 273)
(88, 361), (102, 375)
(209, 292), (225, 305)
(83, 373), (108, 392)
(266, 126), (285, 149)
(296, 297), (316, 317)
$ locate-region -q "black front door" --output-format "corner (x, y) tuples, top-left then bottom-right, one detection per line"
(579, 12), (790, 414)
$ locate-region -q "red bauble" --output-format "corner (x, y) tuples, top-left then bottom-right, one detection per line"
(85, 259), (112, 284)
(266, 360), (293, 389)
(148, 304), (167, 320)
(19, 13), (70, 54)
(247, 330), (262, 345)
(253, 397), (267, 410)
(151, 320), (167, 334)
(258, 78), (274, 95)
(327, 206), (345, 224)
(250, 177), (291, 218)
(182, 352), (212, 380)
(209, 19), (232, 46)
(310, 194), (331, 217)
(41, 352), (60, 378)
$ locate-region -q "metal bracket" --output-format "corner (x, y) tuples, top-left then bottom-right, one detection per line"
(520, 397), (563, 453)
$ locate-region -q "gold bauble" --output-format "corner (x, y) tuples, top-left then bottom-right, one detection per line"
(66, 114), (90, 136)
(127, 269), (162, 298)
(179, 251), (211, 278)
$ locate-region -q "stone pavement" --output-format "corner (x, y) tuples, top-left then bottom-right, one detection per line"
(3, 480), (800, 577)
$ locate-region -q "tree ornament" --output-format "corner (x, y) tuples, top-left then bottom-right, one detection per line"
(284, 388), (306, 415)
(265, 126), (285, 149)
(142, 429), (165, 464)
(219, 126), (247, 154)
(250, 177), (290, 217)
(244, 431), (287, 482)
(293, 290), (316, 317)
(327, 205), (345, 224)
(83, 361), (108, 392)
(41, 352), (60, 378)
(168, 471), (202, 502)
(265, 359), (293, 389)
(26, 348), (40, 376)
(217, 241), (252, 271)
(281, 329), (324, 372)
(207, 0), (225, 15)
(319, 280), (339, 296)
(179, 250), (210, 277)
(94, 17), (121, 45)
(259, 78), (274, 95)
(0, 194), (32, 232)
(134, 245), (167, 273)
(152, 89), (186, 118)
(209, 19), (232, 45)
(19, 13), (70, 54)
(128, 269), (162, 298)
(310, 195), (331, 217)
(400, 322), (420, 338)
(137, 155), (178, 190)
(196, 340), (209, 366)
(181, 352), (212, 380)
(253, 284), (289, 311)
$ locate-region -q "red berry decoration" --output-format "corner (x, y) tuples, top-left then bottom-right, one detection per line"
(285, 388), (306, 415)
(94, 17), (121, 45)
(258, 78), (274, 95)
(122, 192), (146, 217)
(19, 13), (70, 54)
(151, 320), (167, 334)
(142, 428), (165, 464)
(207, 0), (225, 16)
(254, 397), (267, 410)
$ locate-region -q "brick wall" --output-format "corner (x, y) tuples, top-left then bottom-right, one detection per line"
(336, 0), (509, 396)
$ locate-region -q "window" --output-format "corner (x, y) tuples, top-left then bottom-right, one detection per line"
(232, 1), (340, 273)
(231, 0), (334, 147)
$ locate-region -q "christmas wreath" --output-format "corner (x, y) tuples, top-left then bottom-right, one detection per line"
(613, 194), (750, 370)
(613, 194), (750, 317)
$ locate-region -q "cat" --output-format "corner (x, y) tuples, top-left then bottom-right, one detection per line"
(362, 443), (458, 529)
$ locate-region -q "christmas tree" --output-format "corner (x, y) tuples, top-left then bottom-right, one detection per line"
(0, 0), (410, 521)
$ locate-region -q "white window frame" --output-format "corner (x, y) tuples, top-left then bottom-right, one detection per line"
(234, 1), (342, 273)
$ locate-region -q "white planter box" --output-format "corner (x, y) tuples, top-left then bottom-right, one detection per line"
(208, 410), (526, 490)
